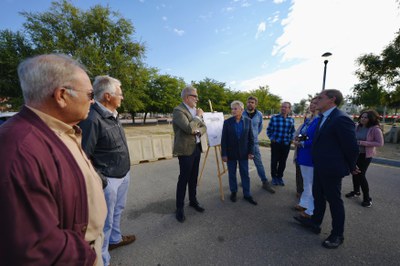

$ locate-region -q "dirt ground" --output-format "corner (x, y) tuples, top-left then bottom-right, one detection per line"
(124, 123), (400, 161)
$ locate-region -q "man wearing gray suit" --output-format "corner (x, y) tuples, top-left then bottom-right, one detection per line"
(173, 86), (207, 223)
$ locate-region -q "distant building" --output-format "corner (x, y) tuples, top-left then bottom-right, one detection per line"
(340, 102), (361, 115)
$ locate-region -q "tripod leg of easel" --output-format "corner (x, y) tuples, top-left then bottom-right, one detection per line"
(197, 146), (210, 186)
(214, 146), (224, 201)
(217, 145), (227, 173)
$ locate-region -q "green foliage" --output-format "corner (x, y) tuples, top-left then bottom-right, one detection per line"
(193, 78), (231, 113)
(293, 99), (307, 115)
(0, 30), (34, 108)
(0, 0), (287, 117)
(352, 30), (400, 110)
(1, 0), (146, 111)
(145, 72), (185, 114)
(246, 86), (281, 115)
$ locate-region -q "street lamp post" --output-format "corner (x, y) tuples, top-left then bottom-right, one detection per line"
(321, 52), (332, 90)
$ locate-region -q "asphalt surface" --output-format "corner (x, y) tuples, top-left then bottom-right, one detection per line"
(110, 147), (400, 266)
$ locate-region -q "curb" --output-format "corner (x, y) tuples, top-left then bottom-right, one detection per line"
(371, 157), (400, 168)
(259, 143), (400, 168)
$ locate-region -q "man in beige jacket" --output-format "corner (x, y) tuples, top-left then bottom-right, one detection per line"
(173, 86), (207, 223)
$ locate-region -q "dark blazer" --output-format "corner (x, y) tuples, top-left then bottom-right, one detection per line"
(312, 108), (359, 178)
(221, 116), (254, 160)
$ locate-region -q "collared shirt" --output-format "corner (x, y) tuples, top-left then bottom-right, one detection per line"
(320, 106), (336, 128)
(234, 116), (244, 139)
(266, 114), (295, 145)
(27, 106), (107, 253)
(183, 102), (201, 143)
(96, 100), (118, 118)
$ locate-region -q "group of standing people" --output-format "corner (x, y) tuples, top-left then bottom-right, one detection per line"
(293, 89), (384, 249)
(0, 53), (386, 265)
(174, 87), (384, 251)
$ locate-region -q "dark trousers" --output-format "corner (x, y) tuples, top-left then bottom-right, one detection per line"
(176, 144), (201, 209)
(312, 173), (345, 237)
(352, 153), (372, 201)
(270, 142), (291, 178)
(295, 162), (304, 194)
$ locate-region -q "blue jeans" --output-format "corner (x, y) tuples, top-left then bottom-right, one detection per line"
(252, 144), (268, 183)
(102, 172), (131, 266)
(227, 159), (251, 197)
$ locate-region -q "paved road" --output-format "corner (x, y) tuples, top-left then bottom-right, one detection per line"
(111, 147), (400, 266)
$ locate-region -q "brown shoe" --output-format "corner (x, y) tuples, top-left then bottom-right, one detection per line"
(299, 211), (311, 219)
(109, 235), (136, 251)
(294, 204), (307, 212)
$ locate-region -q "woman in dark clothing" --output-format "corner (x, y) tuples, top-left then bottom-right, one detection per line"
(345, 109), (384, 207)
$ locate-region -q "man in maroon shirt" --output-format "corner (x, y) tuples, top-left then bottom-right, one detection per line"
(0, 54), (105, 265)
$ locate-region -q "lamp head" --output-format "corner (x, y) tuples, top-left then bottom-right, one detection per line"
(322, 52), (332, 57)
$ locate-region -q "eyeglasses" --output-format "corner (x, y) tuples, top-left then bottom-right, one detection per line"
(64, 86), (94, 100)
(188, 94), (199, 99)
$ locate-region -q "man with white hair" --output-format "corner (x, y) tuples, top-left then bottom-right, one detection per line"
(79, 75), (134, 266)
(0, 54), (106, 265)
(173, 86), (207, 223)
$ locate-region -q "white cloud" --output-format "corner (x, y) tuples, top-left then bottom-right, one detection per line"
(162, 16), (167, 21)
(255, 21), (266, 39)
(173, 28), (185, 36)
(268, 12), (280, 23)
(273, 0), (285, 4)
(229, 80), (237, 86)
(240, 0), (400, 103)
(223, 7), (235, 12)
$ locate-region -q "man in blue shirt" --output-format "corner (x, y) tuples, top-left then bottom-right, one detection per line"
(243, 96), (275, 193)
(266, 102), (295, 186)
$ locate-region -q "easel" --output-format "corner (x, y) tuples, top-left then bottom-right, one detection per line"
(198, 100), (227, 201)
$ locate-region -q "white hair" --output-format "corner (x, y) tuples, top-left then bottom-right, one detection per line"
(181, 85), (197, 99)
(92, 75), (121, 101)
(231, 100), (244, 109)
(18, 54), (86, 104)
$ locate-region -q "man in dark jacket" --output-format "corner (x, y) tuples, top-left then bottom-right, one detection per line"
(79, 75), (134, 266)
(294, 89), (359, 249)
(221, 100), (257, 205)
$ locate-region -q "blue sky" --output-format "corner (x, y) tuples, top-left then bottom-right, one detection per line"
(1, 0), (399, 103)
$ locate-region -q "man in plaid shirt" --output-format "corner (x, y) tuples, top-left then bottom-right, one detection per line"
(267, 102), (295, 186)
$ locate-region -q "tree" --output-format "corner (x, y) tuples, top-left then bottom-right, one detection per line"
(352, 31), (400, 112)
(1, 0), (147, 111)
(142, 73), (185, 123)
(247, 86), (281, 115)
(292, 99), (307, 115)
(193, 78), (231, 113)
(0, 30), (34, 109)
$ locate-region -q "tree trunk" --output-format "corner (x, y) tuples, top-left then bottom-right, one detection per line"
(131, 112), (135, 124)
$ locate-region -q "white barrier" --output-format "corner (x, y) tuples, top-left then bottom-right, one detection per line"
(127, 134), (173, 165)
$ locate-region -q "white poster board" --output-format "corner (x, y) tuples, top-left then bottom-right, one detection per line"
(203, 112), (224, 147)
